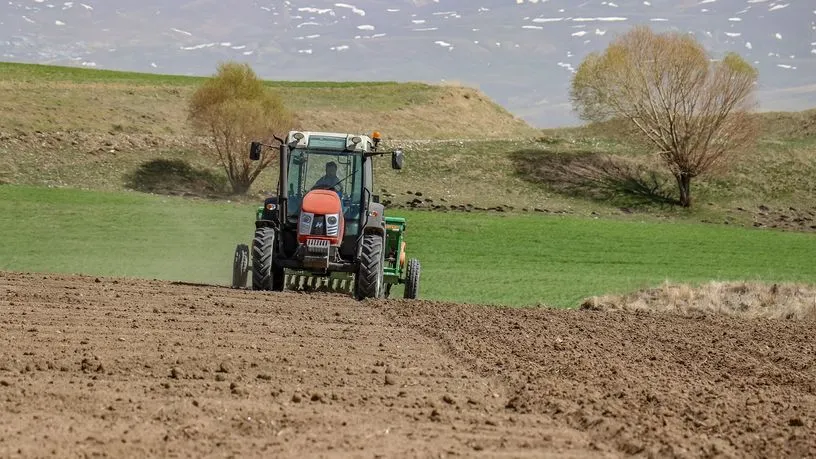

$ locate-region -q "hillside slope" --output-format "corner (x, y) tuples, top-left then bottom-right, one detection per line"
(0, 62), (535, 140)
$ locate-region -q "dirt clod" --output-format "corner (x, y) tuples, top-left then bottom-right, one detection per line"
(218, 362), (232, 373)
(229, 382), (246, 396)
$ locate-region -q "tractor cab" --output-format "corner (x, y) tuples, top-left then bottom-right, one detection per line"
(280, 132), (373, 261)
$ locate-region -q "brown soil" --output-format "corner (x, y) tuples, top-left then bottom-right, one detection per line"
(739, 205), (816, 233)
(2, 272), (815, 458)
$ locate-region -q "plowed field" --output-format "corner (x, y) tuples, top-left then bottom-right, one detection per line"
(1, 272), (814, 458)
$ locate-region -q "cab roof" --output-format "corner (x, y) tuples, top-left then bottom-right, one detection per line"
(286, 131), (374, 153)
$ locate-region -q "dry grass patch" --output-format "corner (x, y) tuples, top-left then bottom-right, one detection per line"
(0, 80), (194, 135)
(582, 281), (816, 320)
(0, 70), (534, 140)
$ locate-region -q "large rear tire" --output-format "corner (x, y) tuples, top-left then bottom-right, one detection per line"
(252, 227), (284, 291)
(404, 258), (421, 299)
(355, 234), (384, 300)
(232, 244), (249, 289)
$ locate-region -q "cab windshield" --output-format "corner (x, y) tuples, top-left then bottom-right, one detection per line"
(286, 148), (364, 235)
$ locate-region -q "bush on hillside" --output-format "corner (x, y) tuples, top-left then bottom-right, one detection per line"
(188, 62), (294, 195)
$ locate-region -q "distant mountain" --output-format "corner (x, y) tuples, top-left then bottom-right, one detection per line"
(2, 0), (813, 127)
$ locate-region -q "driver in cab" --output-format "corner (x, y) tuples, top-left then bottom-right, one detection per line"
(313, 161), (343, 195)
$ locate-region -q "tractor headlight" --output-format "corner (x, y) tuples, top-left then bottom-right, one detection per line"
(299, 212), (314, 234)
(325, 214), (339, 236)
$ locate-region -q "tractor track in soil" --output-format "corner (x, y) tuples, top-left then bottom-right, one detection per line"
(0, 271), (814, 458)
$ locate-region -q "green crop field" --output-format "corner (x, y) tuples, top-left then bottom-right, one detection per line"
(2, 184), (815, 307)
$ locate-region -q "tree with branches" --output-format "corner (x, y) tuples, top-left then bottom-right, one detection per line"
(189, 62), (294, 194)
(570, 26), (758, 207)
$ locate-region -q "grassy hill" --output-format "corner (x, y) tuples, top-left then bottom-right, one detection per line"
(2, 61), (816, 233)
(0, 62), (535, 139)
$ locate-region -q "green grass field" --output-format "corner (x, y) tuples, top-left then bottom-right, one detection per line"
(0, 61), (408, 88)
(3, 184), (815, 307)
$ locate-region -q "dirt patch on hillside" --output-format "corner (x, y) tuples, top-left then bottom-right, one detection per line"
(2, 272), (815, 457)
(297, 86), (536, 139)
(735, 204), (816, 232)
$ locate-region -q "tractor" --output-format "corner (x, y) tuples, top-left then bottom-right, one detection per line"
(231, 130), (421, 300)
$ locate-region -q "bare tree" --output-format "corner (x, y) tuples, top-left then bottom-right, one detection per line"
(189, 62), (294, 194)
(570, 26), (758, 207)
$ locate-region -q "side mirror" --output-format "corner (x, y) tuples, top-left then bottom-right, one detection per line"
(391, 150), (404, 170)
(249, 141), (263, 161)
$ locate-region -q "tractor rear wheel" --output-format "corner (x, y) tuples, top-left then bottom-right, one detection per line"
(252, 227), (284, 291)
(232, 244), (249, 289)
(355, 234), (384, 300)
(404, 258), (421, 299)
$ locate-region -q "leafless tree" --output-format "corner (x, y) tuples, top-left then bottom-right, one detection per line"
(570, 26), (758, 207)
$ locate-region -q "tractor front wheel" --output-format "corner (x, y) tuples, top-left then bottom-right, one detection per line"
(232, 244), (249, 289)
(355, 234), (384, 300)
(252, 227), (284, 291)
(404, 258), (421, 299)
